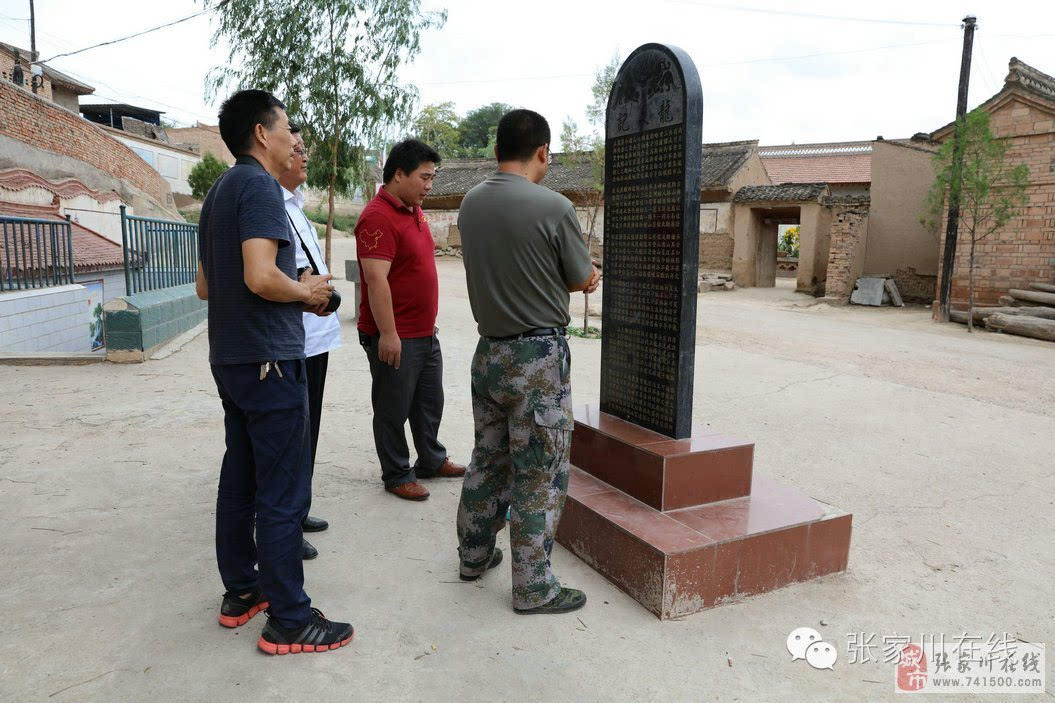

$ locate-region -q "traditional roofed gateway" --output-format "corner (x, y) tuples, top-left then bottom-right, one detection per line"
(930, 58), (1055, 310)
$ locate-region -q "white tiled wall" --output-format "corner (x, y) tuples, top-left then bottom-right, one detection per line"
(0, 285), (91, 353)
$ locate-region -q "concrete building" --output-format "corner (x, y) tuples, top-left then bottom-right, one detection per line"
(930, 57), (1055, 309)
(80, 104), (202, 197)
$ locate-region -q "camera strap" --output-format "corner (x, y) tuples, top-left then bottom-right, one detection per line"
(286, 211), (324, 275)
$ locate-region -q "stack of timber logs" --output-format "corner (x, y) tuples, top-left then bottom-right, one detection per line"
(951, 282), (1055, 342)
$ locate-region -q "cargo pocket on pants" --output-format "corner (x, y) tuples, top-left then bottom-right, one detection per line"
(533, 407), (572, 479)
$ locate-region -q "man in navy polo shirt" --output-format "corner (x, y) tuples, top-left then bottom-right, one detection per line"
(195, 89), (353, 655)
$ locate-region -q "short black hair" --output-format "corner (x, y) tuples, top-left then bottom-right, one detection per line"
(383, 139), (440, 183)
(496, 109), (550, 162)
(218, 89), (286, 157)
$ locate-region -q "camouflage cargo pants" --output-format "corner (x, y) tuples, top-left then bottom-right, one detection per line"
(456, 335), (574, 609)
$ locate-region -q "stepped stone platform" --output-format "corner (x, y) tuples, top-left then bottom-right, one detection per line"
(556, 406), (852, 619)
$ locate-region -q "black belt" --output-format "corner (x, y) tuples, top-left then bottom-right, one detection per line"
(487, 327), (566, 341)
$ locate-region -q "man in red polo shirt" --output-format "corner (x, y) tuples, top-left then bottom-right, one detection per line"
(356, 139), (465, 501)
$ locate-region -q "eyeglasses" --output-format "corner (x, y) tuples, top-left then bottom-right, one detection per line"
(547, 144), (553, 164)
(293, 148), (309, 159)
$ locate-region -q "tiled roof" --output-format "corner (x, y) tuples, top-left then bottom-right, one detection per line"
(42, 66), (95, 95)
(426, 154), (599, 200)
(932, 58), (1055, 138)
(427, 158), (496, 198)
(700, 140), (755, 189)
(761, 153), (871, 184)
(0, 201), (125, 272)
(1006, 57), (1055, 103)
(733, 183), (828, 203)
(427, 141), (758, 200)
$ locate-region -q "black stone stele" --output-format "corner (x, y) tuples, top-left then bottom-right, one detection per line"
(599, 43), (703, 440)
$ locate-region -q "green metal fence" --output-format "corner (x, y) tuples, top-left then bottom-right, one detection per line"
(1, 215), (75, 291)
(120, 205), (199, 295)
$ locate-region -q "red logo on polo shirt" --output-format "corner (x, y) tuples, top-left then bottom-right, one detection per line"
(359, 228), (384, 251)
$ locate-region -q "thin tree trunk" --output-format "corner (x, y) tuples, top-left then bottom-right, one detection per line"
(968, 231), (976, 332)
(324, 10), (338, 270)
(583, 201), (599, 333)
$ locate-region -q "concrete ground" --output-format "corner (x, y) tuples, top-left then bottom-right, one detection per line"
(2, 240), (1053, 702)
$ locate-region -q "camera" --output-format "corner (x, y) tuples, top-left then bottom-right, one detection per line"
(298, 267), (342, 313)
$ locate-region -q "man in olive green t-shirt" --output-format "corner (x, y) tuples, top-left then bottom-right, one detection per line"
(455, 109), (599, 615)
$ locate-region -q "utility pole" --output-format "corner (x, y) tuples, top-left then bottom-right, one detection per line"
(937, 15), (977, 322)
(29, 0), (36, 58)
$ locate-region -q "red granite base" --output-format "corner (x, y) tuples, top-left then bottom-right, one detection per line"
(556, 407), (852, 619)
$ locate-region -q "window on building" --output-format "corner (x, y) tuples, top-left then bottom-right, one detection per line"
(157, 154), (178, 179)
(131, 147), (154, 167)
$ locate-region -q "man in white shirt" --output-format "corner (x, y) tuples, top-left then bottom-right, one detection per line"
(279, 123), (342, 560)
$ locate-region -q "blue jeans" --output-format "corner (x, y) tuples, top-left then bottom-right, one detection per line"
(211, 359), (312, 630)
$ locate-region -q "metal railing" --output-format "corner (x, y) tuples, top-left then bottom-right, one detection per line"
(120, 205), (199, 295)
(1, 215), (75, 291)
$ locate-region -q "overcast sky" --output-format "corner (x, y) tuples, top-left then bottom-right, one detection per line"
(2, 0), (1053, 148)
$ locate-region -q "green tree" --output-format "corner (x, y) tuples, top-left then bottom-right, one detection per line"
(412, 101), (463, 158)
(922, 109), (1031, 331)
(187, 152), (229, 200)
(458, 102), (511, 154)
(560, 117), (586, 152)
(204, 0), (446, 267)
(586, 54), (621, 129)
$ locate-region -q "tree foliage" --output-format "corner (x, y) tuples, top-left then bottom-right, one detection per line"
(586, 54), (621, 128)
(922, 109), (1031, 330)
(187, 152), (229, 200)
(411, 101), (463, 158)
(203, 0), (446, 265)
(458, 102), (512, 152)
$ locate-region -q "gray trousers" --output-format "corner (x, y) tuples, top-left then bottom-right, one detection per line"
(359, 331), (447, 487)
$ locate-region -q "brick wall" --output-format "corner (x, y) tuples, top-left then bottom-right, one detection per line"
(937, 97), (1055, 307)
(167, 124), (235, 166)
(891, 267), (937, 304)
(0, 52), (54, 103)
(825, 206), (869, 301)
(0, 80), (170, 208)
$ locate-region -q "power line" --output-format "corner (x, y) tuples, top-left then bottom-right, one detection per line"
(423, 37), (960, 86)
(33, 0), (231, 64)
(667, 0), (959, 27)
(701, 37), (957, 67)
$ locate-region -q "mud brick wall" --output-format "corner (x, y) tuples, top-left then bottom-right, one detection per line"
(825, 206), (869, 301)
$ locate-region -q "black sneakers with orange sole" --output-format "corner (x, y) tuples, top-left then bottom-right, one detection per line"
(218, 588), (269, 628)
(257, 608), (354, 655)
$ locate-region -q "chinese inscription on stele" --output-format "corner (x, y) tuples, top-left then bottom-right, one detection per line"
(599, 43), (703, 439)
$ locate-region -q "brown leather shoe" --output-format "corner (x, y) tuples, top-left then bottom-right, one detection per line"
(385, 481), (430, 501)
(432, 458), (466, 478)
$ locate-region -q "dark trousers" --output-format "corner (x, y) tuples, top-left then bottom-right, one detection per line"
(359, 331), (447, 487)
(305, 351), (329, 515)
(211, 359), (312, 630)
